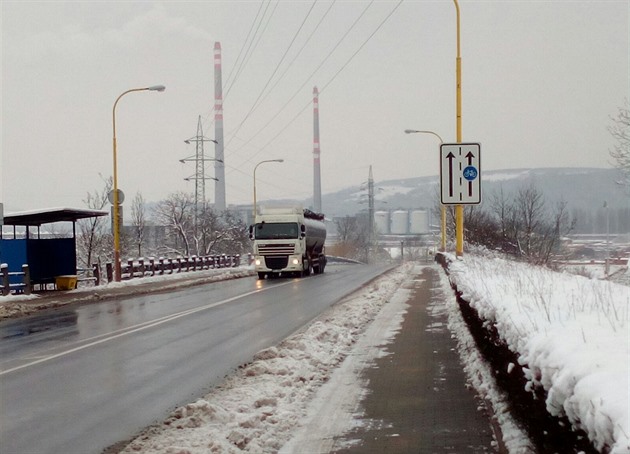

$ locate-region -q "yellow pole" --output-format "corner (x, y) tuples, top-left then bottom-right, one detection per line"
(454, 0), (464, 257)
(112, 86), (165, 281)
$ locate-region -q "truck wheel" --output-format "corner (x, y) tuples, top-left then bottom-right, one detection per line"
(302, 259), (311, 277)
(257, 272), (266, 280)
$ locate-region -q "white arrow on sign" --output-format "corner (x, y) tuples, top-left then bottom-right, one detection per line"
(440, 143), (481, 205)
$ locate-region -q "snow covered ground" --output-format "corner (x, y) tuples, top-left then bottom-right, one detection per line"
(3, 256), (627, 453)
(446, 254), (630, 454)
(114, 256), (628, 454)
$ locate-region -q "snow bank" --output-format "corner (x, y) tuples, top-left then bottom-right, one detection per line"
(447, 254), (630, 453)
(119, 265), (411, 453)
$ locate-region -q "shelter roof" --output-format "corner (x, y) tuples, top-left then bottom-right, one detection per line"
(3, 207), (108, 227)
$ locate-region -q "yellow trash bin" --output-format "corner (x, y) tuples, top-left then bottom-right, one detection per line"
(55, 275), (77, 290)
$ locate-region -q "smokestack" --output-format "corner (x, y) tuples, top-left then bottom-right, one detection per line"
(313, 86), (322, 213)
(214, 42), (226, 211)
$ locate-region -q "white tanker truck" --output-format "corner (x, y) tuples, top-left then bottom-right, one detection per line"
(249, 206), (327, 279)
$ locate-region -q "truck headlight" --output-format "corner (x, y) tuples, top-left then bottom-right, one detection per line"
(255, 259), (262, 266)
(292, 258), (299, 265)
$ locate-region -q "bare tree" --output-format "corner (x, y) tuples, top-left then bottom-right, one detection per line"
(514, 183), (546, 258)
(130, 191), (146, 257)
(77, 175), (112, 270)
(153, 192), (194, 256)
(331, 216), (370, 262)
(608, 100), (630, 189)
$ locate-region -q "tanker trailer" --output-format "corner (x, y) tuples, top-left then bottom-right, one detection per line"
(249, 206), (327, 279)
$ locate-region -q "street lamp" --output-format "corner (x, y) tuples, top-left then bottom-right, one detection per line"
(112, 85), (165, 281)
(404, 129), (447, 252)
(453, 0), (464, 257)
(253, 159), (284, 218)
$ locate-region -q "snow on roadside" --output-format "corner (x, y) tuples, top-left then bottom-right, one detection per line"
(119, 264), (412, 454)
(446, 254), (630, 454)
(0, 267), (256, 320)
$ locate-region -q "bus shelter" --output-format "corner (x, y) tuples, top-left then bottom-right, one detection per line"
(0, 207), (108, 289)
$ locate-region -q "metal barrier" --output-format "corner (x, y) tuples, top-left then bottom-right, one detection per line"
(1, 263), (31, 296)
(99, 254), (242, 283)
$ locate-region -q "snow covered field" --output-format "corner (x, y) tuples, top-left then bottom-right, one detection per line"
(446, 254), (630, 454)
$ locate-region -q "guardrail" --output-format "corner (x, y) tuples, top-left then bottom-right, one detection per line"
(1, 263), (31, 296)
(1, 254), (247, 294)
(94, 254), (244, 284)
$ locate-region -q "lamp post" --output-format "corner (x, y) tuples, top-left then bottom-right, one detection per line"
(453, 0), (464, 257)
(112, 85), (165, 282)
(404, 129), (447, 252)
(253, 159), (284, 219)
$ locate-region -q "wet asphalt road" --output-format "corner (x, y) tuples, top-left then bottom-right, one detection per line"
(0, 263), (391, 454)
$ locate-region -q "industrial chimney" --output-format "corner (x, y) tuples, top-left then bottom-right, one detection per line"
(214, 42), (226, 211)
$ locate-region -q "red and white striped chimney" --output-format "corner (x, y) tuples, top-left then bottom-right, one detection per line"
(214, 42), (226, 211)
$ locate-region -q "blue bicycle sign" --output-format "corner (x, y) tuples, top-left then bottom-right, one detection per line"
(463, 166), (478, 181)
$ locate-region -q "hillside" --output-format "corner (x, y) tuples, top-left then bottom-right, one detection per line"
(295, 168), (628, 234)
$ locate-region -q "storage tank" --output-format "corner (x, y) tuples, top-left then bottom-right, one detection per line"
(375, 211), (389, 234)
(390, 210), (409, 234)
(409, 210), (429, 234)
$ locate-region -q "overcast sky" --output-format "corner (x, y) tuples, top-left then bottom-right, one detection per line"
(1, 0), (628, 213)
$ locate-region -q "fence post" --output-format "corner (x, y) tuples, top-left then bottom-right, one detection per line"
(127, 259), (134, 279)
(235, 254), (240, 267)
(106, 262), (113, 283)
(22, 264), (31, 295)
(1, 264), (9, 296)
(92, 263), (100, 286)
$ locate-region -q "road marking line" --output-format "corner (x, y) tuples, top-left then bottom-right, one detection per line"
(0, 282), (292, 376)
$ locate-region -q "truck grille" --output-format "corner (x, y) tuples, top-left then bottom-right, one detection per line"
(258, 243), (295, 256)
(265, 256), (289, 270)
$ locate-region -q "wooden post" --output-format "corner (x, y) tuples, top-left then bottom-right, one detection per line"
(2, 264), (9, 296)
(106, 262), (113, 283)
(22, 264), (31, 295)
(92, 263), (100, 286)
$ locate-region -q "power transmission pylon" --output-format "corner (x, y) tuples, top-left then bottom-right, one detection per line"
(180, 115), (219, 235)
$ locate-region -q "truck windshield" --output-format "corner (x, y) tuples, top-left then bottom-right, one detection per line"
(255, 222), (299, 240)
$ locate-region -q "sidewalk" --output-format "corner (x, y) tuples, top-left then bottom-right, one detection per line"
(330, 265), (498, 453)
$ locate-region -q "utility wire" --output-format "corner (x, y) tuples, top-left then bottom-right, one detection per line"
(320, 0), (403, 93)
(253, 0), (337, 118)
(224, 0), (318, 149)
(228, 0), (404, 172)
(225, 0), (275, 99)
(223, 0), (266, 94)
(226, 0), (372, 162)
(226, 0), (373, 167)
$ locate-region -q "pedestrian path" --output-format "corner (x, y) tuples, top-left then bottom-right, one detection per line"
(330, 265), (497, 453)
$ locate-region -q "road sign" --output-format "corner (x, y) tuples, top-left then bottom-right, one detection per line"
(108, 189), (125, 205)
(440, 143), (481, 205)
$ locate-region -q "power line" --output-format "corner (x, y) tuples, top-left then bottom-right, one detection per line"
(225, 0), (276, 99)
(225, 0), (373, 163)
(223, 0), (267, 95)
(225, 0), (319, 150)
